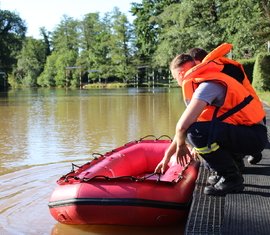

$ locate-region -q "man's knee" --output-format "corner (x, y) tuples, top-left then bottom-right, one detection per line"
(187, 121), (211, 147)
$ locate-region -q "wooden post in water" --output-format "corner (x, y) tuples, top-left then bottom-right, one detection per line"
(0, 72), (7, 89)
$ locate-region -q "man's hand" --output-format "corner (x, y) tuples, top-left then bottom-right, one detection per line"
(154, 155), (170, 174)
(175, 144), (193, 166)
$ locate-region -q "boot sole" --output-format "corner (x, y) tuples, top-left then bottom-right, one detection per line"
(247, 153), (262, 165)
(204, 184), (245, 196)
(208, 177), (244, 186)
(208, 178), (220, 185)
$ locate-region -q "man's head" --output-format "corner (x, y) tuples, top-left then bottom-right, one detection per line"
(170, 53), (195, 86)
(188, 48), (208, 64)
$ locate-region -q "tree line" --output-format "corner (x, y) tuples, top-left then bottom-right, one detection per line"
(1, 0), (270, 88)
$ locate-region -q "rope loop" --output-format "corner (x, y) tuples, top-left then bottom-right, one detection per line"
(157, 135), (172, 141)
(71, 163), (81, 172)
(92, 153), (103, 160)
(139, 135), (157, 141)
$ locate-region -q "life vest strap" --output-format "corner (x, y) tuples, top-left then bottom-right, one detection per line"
(205, 95), (253, 151)
(217, 95), (254, 122)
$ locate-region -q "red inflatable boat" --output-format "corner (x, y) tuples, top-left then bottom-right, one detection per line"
(48, 136), (200, 226)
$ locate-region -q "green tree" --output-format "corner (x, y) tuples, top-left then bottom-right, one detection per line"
(152, 0), (268, 66)
(40, 27), (51, 57)
(131, 0), (179, 65)
(4, 0), (270, 88)
(151, 2), (190, 67)
(152, 0), (227, 67)
(37, 52), (57, 87)
(51, 15), (80, 52)
(54, 50), (78, 87)
(218, 0), (263, 58)
(0, 9), (26, 73)
(110, 7), (136, 83)
(39, 16), (80, 87)
(254, 1), (270, 53)
(13, 37), (47, 87)
(78, 12), (111, 82)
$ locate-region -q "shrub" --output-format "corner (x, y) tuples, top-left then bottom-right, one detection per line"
(238, 58), (256, 83)
(253, 53), (270, 91)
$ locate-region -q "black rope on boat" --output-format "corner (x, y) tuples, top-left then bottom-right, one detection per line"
(124, 140), (138, 146)
(63, 159), (194, 184)
(71, 163), (81, 172)
(156, 173), (162, 182)
(81, 175), (140, 182)
(64, 175), (77, 182)
(140, 172), (162, 182)
(141, 172), (156, 180)
(139, 135), (158, 141)
(173, 174), (184, 183)
(92, 153), (103, 160)
(113, 176), (139, 181)
(172, 159), (192, 183)
(82, 175), (110, 182)
(139, 135), (172, 142)
(157, 135), (172, 141)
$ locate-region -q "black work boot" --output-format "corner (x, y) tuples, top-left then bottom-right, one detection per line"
(207, 171), (221, 185)
(200, 148), (244, 194)
(247, 153), (262, 165)
(208, 154), (245, 185)
(232, 154), (245, 173)
(204, 172), (244, 196)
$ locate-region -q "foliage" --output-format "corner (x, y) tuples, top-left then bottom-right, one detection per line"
(109, 7), (136, 83)
(83, 82), (128, 89)
(131, 0), (180, 65)
(257, 91), (270, 106)
(37, 10), (137, 87)
(2, 1), (270, 88)
(39, 27), (51, 57)
(37, 52), (57, 87)
(152, 0), (267, 66)
(253, 53), (270, 91)
(0, 9), (26, 73)
(78, 12), (109, 82)
(13, 37), (47, 87)
(238, 58), (256, 83)
(38, 16), (80, 87)
(218, 0), (263, 58)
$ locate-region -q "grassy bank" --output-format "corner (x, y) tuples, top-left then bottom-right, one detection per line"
(83, 83), (128, 89)
(258, 91), (270, 106)
(83, 81), (177, 89)
(83, 82), (269, 106)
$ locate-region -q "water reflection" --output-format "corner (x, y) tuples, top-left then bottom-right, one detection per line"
(51, 222), (186, 235)
(0, 88), (184, 173)
(0, 88), (185, 235)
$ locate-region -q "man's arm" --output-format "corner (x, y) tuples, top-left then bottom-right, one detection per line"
(155, 98), (207, 173)
(174, 98), (207, 165)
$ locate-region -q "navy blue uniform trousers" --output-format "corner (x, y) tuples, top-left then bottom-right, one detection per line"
(186, 121), (268, 173)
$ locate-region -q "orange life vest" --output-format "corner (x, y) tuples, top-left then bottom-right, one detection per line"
(182, 42), (265, 125)
(202, 43), (232, 62)
(182, 68), (265, 126)
(202, 43), (260, 102)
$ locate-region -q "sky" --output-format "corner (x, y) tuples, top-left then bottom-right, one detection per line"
(0, 0), (142, 39)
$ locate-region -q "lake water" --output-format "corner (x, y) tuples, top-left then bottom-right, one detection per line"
(0, 87), (186, 235)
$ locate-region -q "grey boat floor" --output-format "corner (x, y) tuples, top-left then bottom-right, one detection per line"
(185, 104), (270, 235)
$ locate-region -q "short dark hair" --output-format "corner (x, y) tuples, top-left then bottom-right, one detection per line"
(189, 48), (208, 62)
(170, 53), (194, 70)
